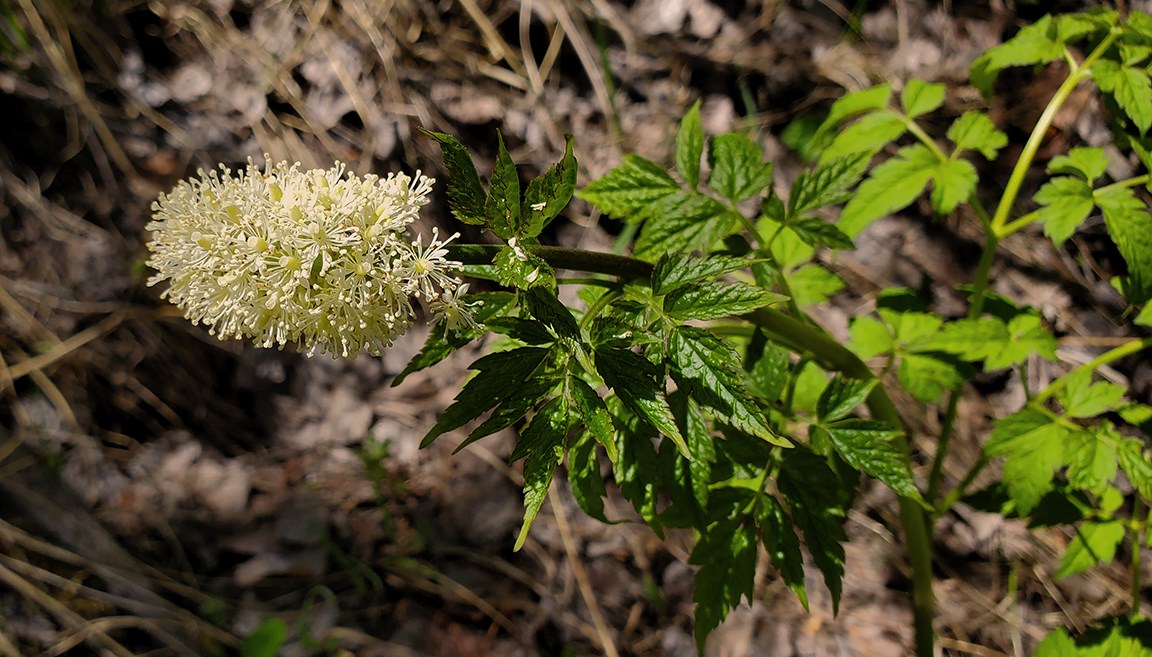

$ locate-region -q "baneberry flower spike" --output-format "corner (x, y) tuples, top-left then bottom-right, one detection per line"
(146, 157), (474, 357)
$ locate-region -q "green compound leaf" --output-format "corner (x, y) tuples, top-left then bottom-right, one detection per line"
(816, 375), (877, 423)
(839, 144), (937, 237)
(786, 265), (845, 307)
(787, 153), (871, 218)
(669, 327), (788, 446)
(1093, 59), (1152, 135)
(676, 100), (704, 189)
(1118, 437), (1152, 503)
(1060, 370), (1127, 419)
(901, 79), (947, 119)
(821, 110), (908, 161)
(634, 192), (741, 260)
(690, 518), (758, 654)
(594, 346), (689, 457)
(651, 254), (756, 296)
(778, 449), (850, 613)
(522, 133), (577, 237)
(1055, 520), (1126, 579)
(421, 346), (553, 447)
(815, 84), (893, 138)
(913, 315), (1057, 370)
(758, 495), (808, 609)
(611, 398), (662, 526)
(847, 316), (894, 359)
(970, 15), (1066, 96)
(898, 353), (964, 403)
(523, 286), (580, 340)
(947, 111), (1008, 160)
(787, 218), (855, 250)
(1096, 185), (1152, 304)
(485, 316), (556, 345)
(1034, 615), (1152, 657)
(670, 393), (715, 514)
(576, 154), (680, 219)
(569, 377), (618, 461)
(493, 243), (555, 290)
(744, 329), (791, 403)
(1035, 176), (1096, 246)
(394, 292), (517, 385)
(1048, 146), (1110, 183)
(568, 428), (608, 521)
(485, 131), (521, 238)
(821, 418), (922, 502)
(707, 132), (775, 202)
(513, 397), (572, 550)
(420, 128), (487, 225)
(929, 158), (978, 215)
(664, 281), (787, 321)
(1064, 428), (1119, 497)
(459, 375), (560, 453)
(985, 409), (1069, 515)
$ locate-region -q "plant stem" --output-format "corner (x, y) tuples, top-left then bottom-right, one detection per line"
(447, 244), (654, 281)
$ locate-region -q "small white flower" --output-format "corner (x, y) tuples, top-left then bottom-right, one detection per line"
(146, 157), (476, 357)
(429, 284), (482, 336)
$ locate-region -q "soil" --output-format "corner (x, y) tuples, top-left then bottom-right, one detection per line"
(1, 1), (1148, 656)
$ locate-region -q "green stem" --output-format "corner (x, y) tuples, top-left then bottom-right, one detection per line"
(1132, 499), (1145, 613)
(450, 242), (937, 656)
(1033, 336), (1152, 404)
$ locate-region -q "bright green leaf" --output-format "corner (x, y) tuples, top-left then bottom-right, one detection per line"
(822, 418), (921, 501)
(1096, 185), (1152, 303)
(242, 618), (287, 657)
(651, 254), (755, 296)
(848, 316), (893, 359)
(986, 409), (1069, 514)
(1034, 616), (1152, 657)
(817, 376), (877, 423)
(901, 79), (947, 119)
(635, 193), (741, 260)
(818, 84), (893, 134)
(787, 265), (844, 306)
(787, 153), (871, 218)
(947, 111), (1008, 160)
(576, 154), (680, 219)
(930, 158), (978, 214)
(665, 281), (788, 321)
(821, 110), (908, 161)
(1093, 59), (1152, 134)
(676, 100), (704, 188)
(1060, 370), (1127, 418)
(839, 144), (937, 236)
(514, 397), (572, 550)
(1118, 437), (1152, 502)
(788, 218), (855, 250)
(707, 133), (774, 202)
(1064, 429), (1119, 496)
(1055, 520), (1125, 579)
(1035, 176), (1096, 246)
(1048, 146), (1110, 183)
(970, 15), (1065, 96)
(898, 353), (964, 403)
(983, 314), (1058, 370)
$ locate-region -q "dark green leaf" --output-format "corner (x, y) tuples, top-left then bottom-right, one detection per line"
(394, 292), (516, 385)
(901, 79), (947, 119)
(1097, 185), (1152, 303)
(669, 327), (788, 446)
(611, 399), (662, 526)
(459, 375), (559, 453)
(514, 397), (572, 550)
(485, 131), (521, 238)
(821, 418), (922, 501)
(1035, 176), (1096, 246)
(758, 495), (808, 609)
(665, 281), (787, 321)
(690, 518), (758, 653)
(595, 346), (689, 456)
(420, 129), (487, 224)
(651, 254), (755, 296)
(671, 392), (715, 514)
(676, 100), (704, 188)
(421, 346), (552, 447)
(568, 428), (608, 521)
(787, 218), (855, 250)
(524, 287), (580, 340)
(985, 409), (1069, 514)
(707, 132), (774, 202)
(634, 193), (741, 259)
(569, 377), (618, 461)
(485, 316), (555, 345)
(1055, 520), (1126, 579)
(816, 376), (877, 423)
(947, 111), (1008, 160)
(576, 154), (680, 219)
(778, 449), (850, 612)
(970, 15), (1065, 96)
(521, 134), (577, 237)
(241, 618), (287, 657)
(787, 153), (870, 217)
(744, 328), (790, 403)
(839, 144), (937, 236)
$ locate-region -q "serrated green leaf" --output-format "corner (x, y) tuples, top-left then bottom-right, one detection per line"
(569, 377), (617, 461)
(970, 15), (1065, 96)
(651, 254), (756, 296)
(984, 314), (1059, 369)
(1118, 437), (1152, 502)
(767, 224), (814, 269)
(1060, 370), (1127, 418)
(485, 316), (556, 345)
(947, 111), (1009, 160)
(839, 144), (937, 236)
(676, 100), (704, 188)
(1057, 9), (1117, 43)
(821, 110), (908, 162)
(910, 316), (1005, 362)
(788, 218), (855, 250)
(421, 346), (553, 447)
(568, 429), (608, 521)
(523, 287), (580, 340)
(241, 618), (287, 657)
(821, 418), (921, 501)
(707, 133), (774, 202)
(576, 154), (680, 219)
(778, 449), (849, 612)
(1137, 303), (1152, 326)
(669, 327), (787, 446)
(744, 329), (790, 402)
(1093, 59), (1152, 134)
(421, 128), (487, 224)
(1035, 176), (1096, 246)
(901, 79), (946, 119)
(671, 393), (715, 514)
(595, 346), (689, 456)
(880, 309), (943, 345)
(1064, 429), (1118, 496)
(691, 518), (758, 653)
(786, 265), (844, 306)
(459, 375), (560, 452)
(1055, 520), (1125, 579)
(1049, 146), (1110, 183)
(394, 292), (516, 385)
(1034, 616), (1152, 657)
(1096, 185), (1152, 303)
(758, 495), (808, 609)
(930, 158), (978, 214)
(665, 281), (787, 321)
(787, 153), (871, 218)
(522, 133), (577, 237)
(485, 131), (521, 238)
(847, 316), (894, 359)
(986, 409), (1069, 514)
(898, 353), (964, 403)
(611, 398), (662, 526)
(514, 397), (572, 550)
(815, 84), (894, 140)
(493, 243), (555, 289)
(817, 376), (876, 423)
(634, 192), (741, 260)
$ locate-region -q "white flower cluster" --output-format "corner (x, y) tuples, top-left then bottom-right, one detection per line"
(146, 158), (478, 357)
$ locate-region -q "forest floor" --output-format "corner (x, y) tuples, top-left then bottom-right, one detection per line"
(1, 1), (1149, 655)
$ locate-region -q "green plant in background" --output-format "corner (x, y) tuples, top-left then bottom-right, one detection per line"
(145, 9), (1152, 657)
